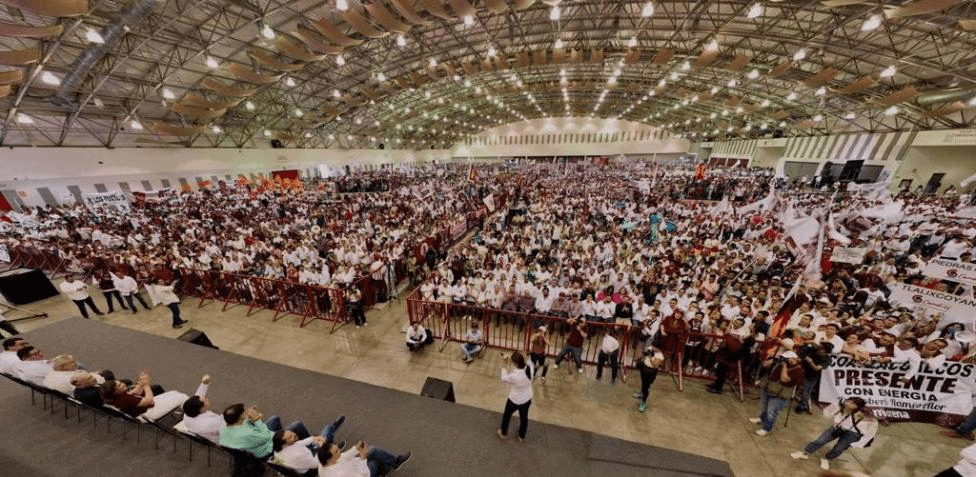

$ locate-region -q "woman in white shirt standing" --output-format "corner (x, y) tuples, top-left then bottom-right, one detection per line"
(497, 351), (534, 441)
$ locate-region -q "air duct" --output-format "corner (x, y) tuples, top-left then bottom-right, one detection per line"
(50, 0), (159, 108)
(915, 88), (976, 107)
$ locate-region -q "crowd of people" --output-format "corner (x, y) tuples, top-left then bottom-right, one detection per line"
(4, 159), (976, 475)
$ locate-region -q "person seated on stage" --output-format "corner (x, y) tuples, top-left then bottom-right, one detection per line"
(15, 345), (52, 385)
(99, 370), (188, 420)
(273, 415), (348, 474)
(461, 321), (484, 363)
(181, 374), (225, 443)
(0, 337), (28, 375)
(317, 439), (411, 477)
(220, 403), (312, 460)
(405, 322), (434, 352)
(71, 372), (108, 408)
(43, 354), (86, 394)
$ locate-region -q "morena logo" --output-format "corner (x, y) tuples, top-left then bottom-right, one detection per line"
(947, 269), (959, 278)
(912, 295), (923, 303)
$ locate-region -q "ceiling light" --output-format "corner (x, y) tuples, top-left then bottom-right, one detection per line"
(727, 79), (737, 87)
(885, 106), (899, 116)
(793, 49), (806, 61)
(130, 120), (142, 130)
(779, 121), (786, 127)
(487, 46), (497, 57)
(845, 112), (856, 119)
(760, 123), (768, 129)
(747, 69), (759, 79)
(861, 14), (881, 32)
(813, 114), (823, 122)
(161, 88), (175, 99)
(428, 57), (437, 67)
(377, 72), (386, 81)
(333, 89), (341, 98)
(705, 39), (720, 51)
(641, 2), (654, 17)
(85, 28), (104, 44)
(554, 39), (564, 49)
(40, 71), (60, 85)
(336, 0), (348, 11)
(879, 65), (896, 78)
(93, 98), (104, 109)
(16, 113), (33, 124)
(294, 109), (303, 117)
(285, 77), (296, 87)
(206, 56), (219, 69)
(464, 79), (471, 87)
(396, 34), (406, 47)
(464, 15), (475, 27)
(787, 92), (798, 101)
(245, 101), (255, 111)
(747, 3), (762, 19)
(628, 37), (637, 48)
(305, 132), (312, 138)
(760, 99), (770, 107)
(212, 125), (222, 133)
(549, 6), (560, 20)
(336, 55), (345, 66)
(261, 24), (275, 39)
(681, 61), (690, 71)
(815, 86), (826, 96)
(710, 86), (719, 94)
(263, 129), (272, 137)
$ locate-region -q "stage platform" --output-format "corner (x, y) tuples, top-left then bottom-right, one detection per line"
(2, 318), (734, 477)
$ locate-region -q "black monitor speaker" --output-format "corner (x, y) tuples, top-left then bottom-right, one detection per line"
(270, 139), (283, 149)
(379, 143), (385, 149)
(420, 377), (455, 402)
(176, 329), (219, 349)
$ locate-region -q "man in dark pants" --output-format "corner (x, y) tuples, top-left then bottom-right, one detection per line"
(707, 330), (756, 395)
(95, 273), (128, 314)
(59, 275), (104, 319)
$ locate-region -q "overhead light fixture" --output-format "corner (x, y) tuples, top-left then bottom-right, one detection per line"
(815, 86), (826, 96)
(294, 109), (303, 117)
(861, 14), (881, 32)
(305, 132), (312, 138)
(705, 39), (720, 52)
(813, 114), (823, 122)
(642, 2), (654, 17)
(212, 125), (222, 133)
(793, 49), (806, 61)
(727, 79), (737, 87)
(787, 92), (798, 101)
(464, 15), (474, 27)
(760, 99), (770, 108)
(396, 34), (406, 47)
(261, 24), (275, 39)
(628, 37), (637, 48)
(681, 61), (690, 71)
(336, 55), (345, 66)
(206, 56), (219, 69)
(245, 101), (255, 111)
(845, 112), (856, 119)
(428, 57), (437, 67)
(130, 120), (143, 130)
(549, 6), (560, 20)
(85, 28), (104, 44)
(377, 72), (386, 81)
(710, 86), (719, 94)
(879, 65), (896, 78)
(161, 87), (175, 99)
(464, 79), (471, 87)
(554, 38), (564, 49)
(779, 121), (786, 127)
(263, 129), (272, 137)
(969, 97), (976, 107)
(16, 113), (33, 124)
(747, 69), (759, 79)
(747, 3), (763, 19)
(93, 97), (104, 109)
(885, 106), (899, 116)
(40, 71), (60, 85)
(336, 0), (348, 11)
(333, 89), (341, 98)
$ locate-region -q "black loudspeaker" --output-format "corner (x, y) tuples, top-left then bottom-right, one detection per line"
(839, 160), (864, 182)
(176, 329), (219, 350)
(270, 139), (283, 148)
(420, 377), (455, 402)
(378, 143), (385, 149)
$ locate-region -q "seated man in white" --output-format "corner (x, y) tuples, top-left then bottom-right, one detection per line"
(405, 322), (434, 352)
(43, 354), (86, 394)
(318, 440), (411, 477)
(461, 321), (484, 363)
(15, 346), (52, 385)
(272, 415), (348, 474)
(0, 337), (28, 375)
(180, 374), (224, 443)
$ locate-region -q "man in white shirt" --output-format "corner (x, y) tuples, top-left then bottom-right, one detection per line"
(15, 345), (52, 385)
(317, 440), (410, 477)
(59, 275), (104, 319)
(461, 322), (484, 363)
(42, 354), (85, 394)
(596, 331), (621, 383)
(273, 415), (348, 474)
(405, 322), (433, 352)
(113, 272), (151, 314)
(181, 375), (225, 443)
(0, 337), (28, 375)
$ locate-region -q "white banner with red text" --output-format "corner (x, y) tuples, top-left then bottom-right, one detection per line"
(923, 258), (976, 287)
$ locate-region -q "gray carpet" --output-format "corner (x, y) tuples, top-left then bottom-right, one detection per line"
(2, 318), (735, 477)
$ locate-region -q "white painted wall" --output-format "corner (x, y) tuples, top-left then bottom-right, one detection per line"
(891, 146), (976, 194)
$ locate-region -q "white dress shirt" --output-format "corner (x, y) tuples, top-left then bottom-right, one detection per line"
(501, 363), (535, 405)
(0, 350), (20, 375)
(17, 360), (52, 385)
(319, 449), (370, 477)
(275, 437), (320, 473)
(59, 280), (90, 301)
(183, 382), (224, 443)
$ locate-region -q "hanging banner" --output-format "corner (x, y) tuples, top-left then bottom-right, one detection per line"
(830, 247), (868, 264)
(0, 244), (9, 263)
(923, 258), (976, 287)
(887, 282), (976, 316)
(447, 215), (467, 241)
(819, 355), (975, 424)
(83, 191), (130, 213)
(483, 193), (496, 212)
(130, 189), (175, 205)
